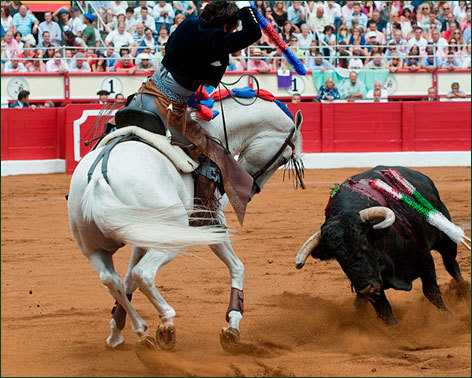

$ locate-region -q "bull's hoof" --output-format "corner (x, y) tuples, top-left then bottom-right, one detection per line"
(220, 327), (241, 354)
(136, 335), (157, 350)
(156, 324), (176, 351)
(380, 315), (398, 327)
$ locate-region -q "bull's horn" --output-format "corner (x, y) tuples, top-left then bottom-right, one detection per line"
(295, 231), (321, 269)
(359, 207), (395, 229)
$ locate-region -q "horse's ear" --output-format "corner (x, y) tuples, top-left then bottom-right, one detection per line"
(294, 110), (303, 132)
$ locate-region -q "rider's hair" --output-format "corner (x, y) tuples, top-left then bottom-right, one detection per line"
(199, 1), (239, 30)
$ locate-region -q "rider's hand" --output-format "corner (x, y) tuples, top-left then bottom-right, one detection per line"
(236, 1), (252, 9)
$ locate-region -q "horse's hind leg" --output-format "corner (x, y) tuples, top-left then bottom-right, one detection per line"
(131, 248), (178, 350)
(88, 251), (153, 348)
(108, 247), (147, 348)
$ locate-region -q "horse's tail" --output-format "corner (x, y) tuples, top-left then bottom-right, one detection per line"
(80, 176), (228, 249)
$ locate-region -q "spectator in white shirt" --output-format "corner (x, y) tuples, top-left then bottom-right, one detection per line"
(137, 6), (156, 34)
(341, 1), (354, 20)
(125, 7), (137, 34)
(45, 50), (69, 73)
(307, 6), (329, 34)
(38, 11), (62, 45)
(323, 1), (342, 28)
(110, 1), (128, 16)
(407, 26), (428, 53)
(69, 6), (83, 36)
(70, 52), (92, 72)
(429, 28), (448, 59)
(293, 23), (314, 51)
(3, 57), (27, 73)
(366, 80), (388, 99)
(153, 1), (175, 33)
(348, 49), (364, 69)
(105, 22), (136, 53)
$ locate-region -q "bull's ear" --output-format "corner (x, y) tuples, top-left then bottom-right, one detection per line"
(312, 246), (333, 261)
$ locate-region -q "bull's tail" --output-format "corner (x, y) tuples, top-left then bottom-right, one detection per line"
(80, 177), (228, 250)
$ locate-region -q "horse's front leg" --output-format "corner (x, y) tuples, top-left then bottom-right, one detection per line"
(209, 211), (245, 352)
(107, 246), (146, 348)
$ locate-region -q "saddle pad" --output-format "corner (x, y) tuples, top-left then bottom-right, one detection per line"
(96, 126), (199, 174)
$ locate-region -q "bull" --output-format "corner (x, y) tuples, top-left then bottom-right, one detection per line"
(295, 166), (466, 325)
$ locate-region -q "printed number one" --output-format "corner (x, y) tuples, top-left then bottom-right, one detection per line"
(108, 79), (114, 94)
(292, 78), (298, 92)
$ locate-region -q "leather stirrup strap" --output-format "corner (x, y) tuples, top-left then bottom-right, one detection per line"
(226, 287), (244, 322)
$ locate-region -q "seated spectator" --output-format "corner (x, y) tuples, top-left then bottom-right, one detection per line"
(37, 31), (55, 54)
(53, 8), (71, 34)
(386, 52), (403, 72)
(43, 46), (56, 63)
(26, 49), (46, 72)
(442, 49), (461, 70)
(404, 45), (421, 71)
(336, 24), (351, 45)
(157, 24), (169, 45)
(348, 26), (366, 54)
(43, 100), (55, 108)
(308, 51), (334, 71)
(348, 48), (364, 69)
(137, 6), (156, 34)
(110, 1), (128, 16)
(424, 86), (438, 101)
(139, 26), (156, 53)
(372, 88), (382, 103)
(97, 89), (110, 104)
(365, 55), (387, 69)
(170, 13), (186, 35)
(133, 22), (146, 45)
(135, 52), (156, 73)
(317, 77), (340, 101)
(279, 35), (304, 70)
(84, 48), (98, 68)
(339, 71), (366, 100)
(103, 9), (117, 34)
(228, 49), (247, 71)
(14, 31), (24, 52)
(420, 44), (443, 71)
(173, 1), (197, 19)
(114, 54), (136, 74)
(341, 1), (355, 20)
(338, 49), (351, 69)
(366, 80), (388, 99)
(293, 23), (314, 52)
(105, 22), (136, 53)
(446, 82), (467, 99)
(63, 48), (75, 67)
(3, 55), (27, 72)
(69, 6), (83, 36)
(115, 93), (126, 103)
(1, 6), (13, 33)
(38, 11), (61, 45)
(307, 6), (329, 34)
(280, 20), (295, 44)
(291, 92), (301, 104)
(70, 52), (92, 72)
(399, 7), (414, 38)
(125, 7), (137, 34)
(63, 30), (87, 52)
(81, 14), (97, 48)
(447, 37), (463, 59)
(153, 1), (175, 33)
(429, 28), (448, 59)
(153, 42), (166, 68)
(133, 1), (148, 19)
(9, 89), (36, 109)
(11, 4), (38, 46)
(263, 6), (280, 33)
(287, 1), (306, 30)
(460, 44), (471, 68)
(366, 19), (386, 45)
(362, 1), (377, 19)
(408, 26), (428, 53)
(320, 25), (337, 59)
(273, 1), (288, 29)
(247, 47), (271, 73)
(45, 50), (69, 73)
(1, 30), (21, 60)
(93, 54), (109, 72)
(442, 13), (460, 40)
(346, 2), (368, 30)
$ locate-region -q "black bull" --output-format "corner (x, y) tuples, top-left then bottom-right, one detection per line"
(295, 166), (465, 325)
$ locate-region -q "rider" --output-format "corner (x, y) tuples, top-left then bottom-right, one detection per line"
(129, 1), (262, 225)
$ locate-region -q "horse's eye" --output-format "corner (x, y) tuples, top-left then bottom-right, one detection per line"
(280, 157), (288, 165)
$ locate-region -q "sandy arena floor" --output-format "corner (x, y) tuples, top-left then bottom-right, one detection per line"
(1, 167), (470, 377)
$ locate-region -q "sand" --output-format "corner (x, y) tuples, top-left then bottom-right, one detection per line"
(1, 167), (470, 377)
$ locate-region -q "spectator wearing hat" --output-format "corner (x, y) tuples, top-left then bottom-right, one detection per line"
(137, 6), (156, 34)
(446, 82), (467, 99)
(114, 53), (136, 74)
(70, 52), (91, 72)
(247, 46), (271, 73)
(82, 14), (97, 48)
(11, 4), (38, 46)
(97, 89), (110, 104)
(69, 6), (83, 36)
(366, 20), (385, 45)
(9, 90), (36, 109)
(339, 71), (366, 100)
(46, 50), (69, 73)
(38, 11), (61, 46)
(136, 52), (156, 73)
(3, 55), (27, 72)
(308, 51), (334, 71)
(105, 21), (136, 53)
(53, 6), (71, 34)
(316, 77), (340, 102)
(153, 1), (175, 33)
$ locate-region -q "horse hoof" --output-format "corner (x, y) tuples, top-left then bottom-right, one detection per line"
(136, 335), (157, 350)
(156, 324), (176, 351)
(106, 335), (124, 349)
(220, 327), (241, 354)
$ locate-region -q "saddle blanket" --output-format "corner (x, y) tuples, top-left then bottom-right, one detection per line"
(96, 126), (199, 174)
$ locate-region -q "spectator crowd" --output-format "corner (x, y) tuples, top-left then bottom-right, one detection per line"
(0, 1), (470, 102)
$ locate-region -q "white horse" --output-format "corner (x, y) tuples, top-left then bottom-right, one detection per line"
(67, 97), (303, 350)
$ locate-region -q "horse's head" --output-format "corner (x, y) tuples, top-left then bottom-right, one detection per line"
(238, 110), (304, 199)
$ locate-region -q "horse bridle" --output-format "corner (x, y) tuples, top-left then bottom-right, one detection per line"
(251, 127), (296, 196)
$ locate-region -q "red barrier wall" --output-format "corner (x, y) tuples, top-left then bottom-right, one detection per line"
(1, 102), (470, 173)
